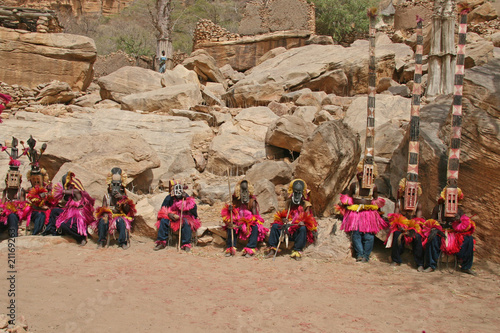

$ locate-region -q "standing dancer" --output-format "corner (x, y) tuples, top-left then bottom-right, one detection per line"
(0, 137), (27, 238)
(24, 136), (56, 235)
(423, 5), (476, 275)
(386, 17), (426, 271)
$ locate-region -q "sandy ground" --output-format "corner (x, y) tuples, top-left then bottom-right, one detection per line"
(1, 236), (499, 333)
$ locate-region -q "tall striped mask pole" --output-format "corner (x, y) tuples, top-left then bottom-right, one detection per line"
(362, 7), (378, 189)
(444, 6), (470, 217)
(404, 16), (424, 211)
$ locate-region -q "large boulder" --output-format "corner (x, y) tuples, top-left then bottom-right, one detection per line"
(42, 132), (160, 198)
(468, 2), (498, 24)
(206, 106), (279, 174)
(98, 66), (163, 101)
(216, 107), (280, 141)
(194, 179), (230, 206)
(294, 120), (361, 216)
(0, 109), (212, 188)
(37, 80), (79, 105)
(265, 115), (317, 153)
(182, 50), (227, 89)
(465, 34), (494, 68)
(206, 133), (266, 175)
(120, 84), (203, 113)
(355, 34), (414, 73)
(343, 94), (411, 161)
(223, 43), (396, 107)
(0, 27), (96, 90)
(253, 179), (279, 214)
(246, 160), (293, 186)
(161, 64), (201, 87)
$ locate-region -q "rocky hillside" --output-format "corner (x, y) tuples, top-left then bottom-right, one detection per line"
(0, 2), (499, 262)
(0, 0), (135, 16)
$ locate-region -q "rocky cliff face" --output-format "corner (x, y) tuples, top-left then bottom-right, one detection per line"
(0, 0), (134, 16)
(0, 27), (96, 90)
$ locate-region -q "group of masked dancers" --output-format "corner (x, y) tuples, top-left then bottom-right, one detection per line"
(0, 135), (475, 274)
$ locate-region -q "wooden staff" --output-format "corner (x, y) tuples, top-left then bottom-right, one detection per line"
(177, 197), (185, 252)
(404, 16), (425, 211)
(227, 168), (234, 251)
(444, 7), (469, 217)
(273, 202), (291, 261)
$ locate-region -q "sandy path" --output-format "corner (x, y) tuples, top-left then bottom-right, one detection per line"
(1, 238), (499, 333)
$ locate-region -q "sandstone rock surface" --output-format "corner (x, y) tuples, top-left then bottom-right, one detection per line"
(295, 120), (361, 216)
(223, 43), (395, 107)
(0, 27), (96, 90)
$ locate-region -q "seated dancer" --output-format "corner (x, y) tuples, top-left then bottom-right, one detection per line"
(0, 93), (11, 123)
(385, 179), (425, 271)
(266, 179), (318, 261)
(92, 168), (136, 249)
(337, 162), (387, 262)
(0, 137), (27, 238)
(24, 136), (55, 235)
(50, 172), (95, 245)
(423, 187), (476, 275)
(221, 179), (268, 257)
(154, 180), (200, 252)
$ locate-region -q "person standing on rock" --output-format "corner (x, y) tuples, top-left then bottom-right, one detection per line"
(50, 172), (95, 246)
(266, 179), (318, 261)
(385, 179), (425, 271)
(337, 162), (387, 263)
(159, 50), (167, 73)
(221, 179), (268, 257)
(154, 180), (200, 252)
(0, 137), (27, 238)
(92, 168), (136, 249)
(422, 188), (476, 275)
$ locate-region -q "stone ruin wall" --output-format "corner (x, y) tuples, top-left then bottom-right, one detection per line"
(193, 0), (315, 49)
(0, 6), (62, 32)
(0, 0), (134, 16)
(193, 19), (241, 49)
(238, 0), (315, 36)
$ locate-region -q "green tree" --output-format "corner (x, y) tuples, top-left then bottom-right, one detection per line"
(313, 0), (376, 44)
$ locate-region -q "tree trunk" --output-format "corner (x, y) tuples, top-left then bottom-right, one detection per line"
(155, 0), (174, 71)
(427, 0), (456, 97)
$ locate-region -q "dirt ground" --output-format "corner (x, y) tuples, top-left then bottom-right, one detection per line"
(1, 236), (499, 333)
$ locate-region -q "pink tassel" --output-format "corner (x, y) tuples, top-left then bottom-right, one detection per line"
(453, 215), (471, 232)
(52, 183), (64, 201)
(371, 197), (386, 208)
(257, 224), (269, 242)
(340, 194), (353, 206)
